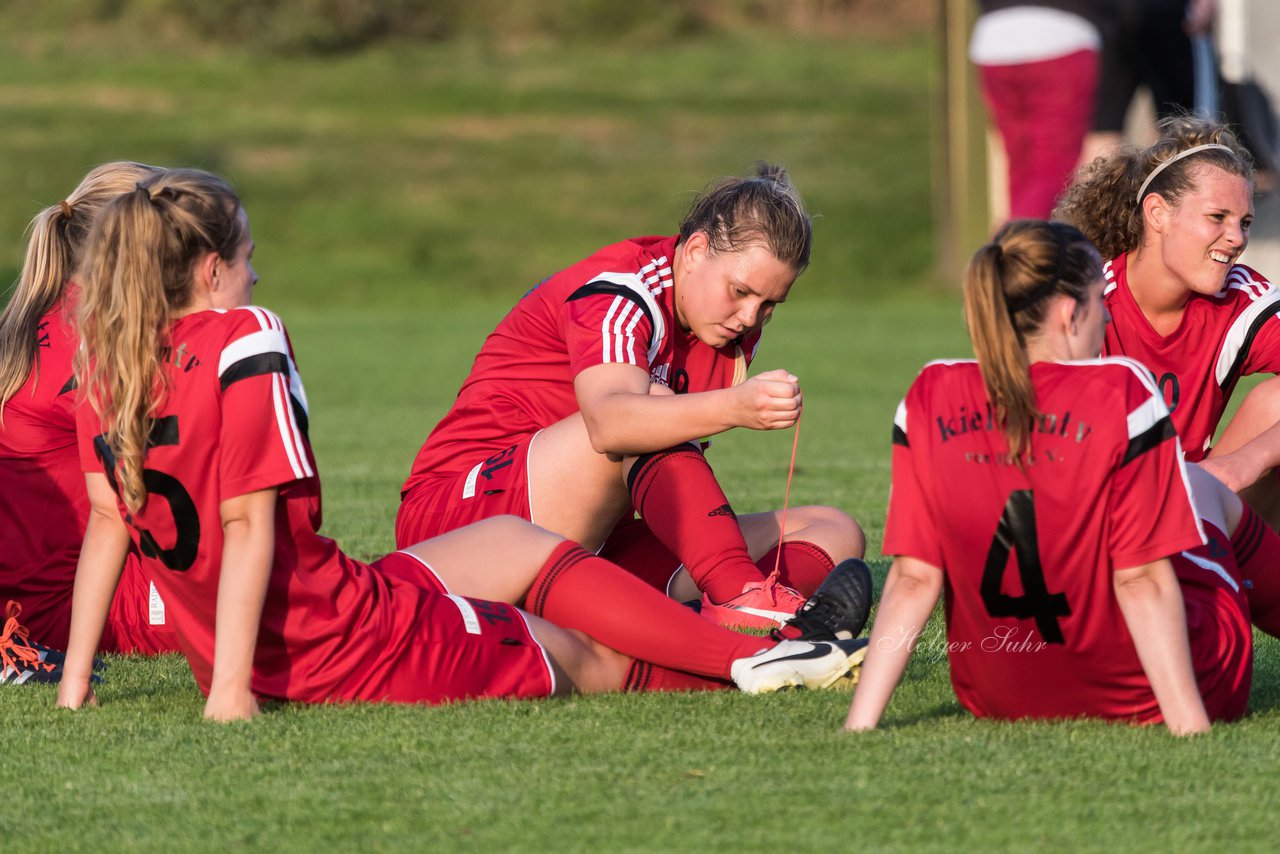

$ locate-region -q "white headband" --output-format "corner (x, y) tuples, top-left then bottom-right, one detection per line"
(1135, 143), (1235, 205)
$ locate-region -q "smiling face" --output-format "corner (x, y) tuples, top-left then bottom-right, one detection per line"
(1150, 165), (1254, 298)
(673, 231), (798, 347)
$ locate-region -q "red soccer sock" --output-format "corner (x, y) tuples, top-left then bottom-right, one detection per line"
(622, 659), (732, 693)
(1231, 503), (1280, 638)
(524, 541), (772, 679)
(626, 445), (765, 603)
(756, 540), (835, 598)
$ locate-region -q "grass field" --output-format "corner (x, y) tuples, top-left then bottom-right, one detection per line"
(4, 15), (1280, 853)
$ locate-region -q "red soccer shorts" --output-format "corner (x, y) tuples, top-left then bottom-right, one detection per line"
(1173, 527), (1253, 722)
(357, 550), (555, 704)
(396, 435), (537, 548)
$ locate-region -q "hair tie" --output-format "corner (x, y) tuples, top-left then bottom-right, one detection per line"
(58, 200), (73, 220)
(1136, 143), (1235, 205)
(1005, 228), (1069, 315)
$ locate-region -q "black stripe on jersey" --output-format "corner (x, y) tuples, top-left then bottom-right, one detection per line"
(892, 424), (909, 447)
(1219, 299), (1280, 390)
(1121, 415), (1175, 466)
(58, 375), (77, 396)
(566, 281), (654, 332)
(290, 393), (310, 440)
(220, 352), (289, 391)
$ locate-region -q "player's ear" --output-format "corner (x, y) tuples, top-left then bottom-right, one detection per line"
(1051, 293), (1077, 336)
(193, 251), (219, 294)
(1143, 192), (1171, 233)
(683, 230), (709, 268)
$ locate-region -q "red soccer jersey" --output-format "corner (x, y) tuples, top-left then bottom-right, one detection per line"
(1, 292), (174, 652)
(77, 306), (493, 702)
(402, 235), (759, 489)
(884, 358), (1206, 723)
(1102, 252), (1280, 460)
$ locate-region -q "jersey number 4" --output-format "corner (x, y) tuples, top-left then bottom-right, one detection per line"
(979, 490), (1071, 644)
(94, 416), (200, 572)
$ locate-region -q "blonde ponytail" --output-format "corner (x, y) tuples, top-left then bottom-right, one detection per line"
(76, 169), (243, 512)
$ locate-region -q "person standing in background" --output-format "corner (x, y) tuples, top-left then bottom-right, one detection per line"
(970, 1), (1114, 220)
(1082, 0), (1217, 163)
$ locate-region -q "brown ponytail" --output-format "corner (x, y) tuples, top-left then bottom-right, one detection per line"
(963, 220), (1102, 462)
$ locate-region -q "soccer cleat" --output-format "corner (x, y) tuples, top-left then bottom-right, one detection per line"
(776, 558), (875, 642)
(0, 600), (99, 685)
(731, 637), (870, 694)
(699, 576), (807, 630)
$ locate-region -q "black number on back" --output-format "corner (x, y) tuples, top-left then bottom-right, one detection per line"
(979, 490), (1071, 644)
(94, 415), (200, 572)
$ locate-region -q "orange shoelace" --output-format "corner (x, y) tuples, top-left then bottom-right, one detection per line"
(772, 413), (801, 579)
(1, 601), (44, 678)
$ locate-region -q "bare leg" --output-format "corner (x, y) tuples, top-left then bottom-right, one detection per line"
(521, 615), (632, 696)
(668, 506), (865, 602)
(526, 413), (630, 550)
(402, 516), (564, 603)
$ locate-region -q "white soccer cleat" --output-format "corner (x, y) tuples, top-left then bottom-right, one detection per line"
(730, 637), (869, 694)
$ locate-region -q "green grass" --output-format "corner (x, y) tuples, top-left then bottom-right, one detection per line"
(5, 21), (1280, 854)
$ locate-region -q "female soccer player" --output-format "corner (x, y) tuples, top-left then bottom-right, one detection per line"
(0, 162), (179, 659)
(396, 164), (864, 629)
(845, 219), (1280, 735)
(1055, 116), (1280, 519)
(55, 169), (868, 721)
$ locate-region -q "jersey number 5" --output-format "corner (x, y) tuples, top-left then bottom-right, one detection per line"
(979, 490), (1071, 644)
(94, 415), (200, 572)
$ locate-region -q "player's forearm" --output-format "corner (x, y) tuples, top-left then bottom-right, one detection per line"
(582, 388), (737, 455)
(209, 490), (276, 715)
(61, 507), (130, 689)
(1114, 561), (1211, 735)
(845, 558), (942, 731)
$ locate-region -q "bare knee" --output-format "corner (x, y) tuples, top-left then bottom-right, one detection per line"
(539, 625), (631, 695)
(787, 505), (866, 560)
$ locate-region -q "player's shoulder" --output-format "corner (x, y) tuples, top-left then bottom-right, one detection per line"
(1047, 356), (1159, 399)
(1047, 357), (1168, 440)
(895, 359), (979, 442)
(1222, 263), (1278, 303)
(911, 358), (980, 387)
(196, 306), (293, 383)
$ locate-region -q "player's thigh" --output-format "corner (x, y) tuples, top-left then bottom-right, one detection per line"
(522, 613), (630, 695)
(525, 413), (631, 550)
(736, 505), (865, 561)
(397, 516), (564, 604)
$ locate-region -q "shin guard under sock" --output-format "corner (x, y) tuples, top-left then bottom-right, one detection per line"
(755, 540), (836, 598)
(524, 541), (771, 678)
(627, 445), (765, 603)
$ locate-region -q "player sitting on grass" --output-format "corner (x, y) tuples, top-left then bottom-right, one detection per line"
(846, 219), (1280, 735)
(1055, 116), (1280, 524)
(53, 168), (873, 719)
(396, 163), (864, 630)
(1, 162), (182, 662)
